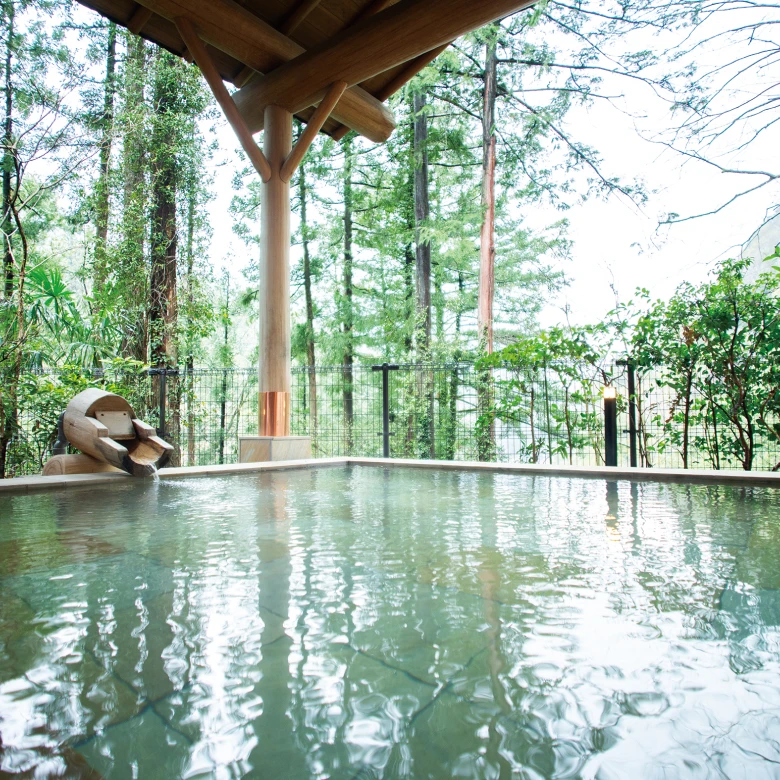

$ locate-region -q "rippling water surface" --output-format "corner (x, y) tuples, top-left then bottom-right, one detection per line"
(2, 466), (780, 778)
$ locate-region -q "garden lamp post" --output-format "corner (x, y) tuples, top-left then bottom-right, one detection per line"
(604, 385), (618, 467)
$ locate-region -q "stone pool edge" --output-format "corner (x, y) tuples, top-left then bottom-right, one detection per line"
(2, 457), (780, 494)
(0, 458), (348, 494)
(348, 458), (780, 488)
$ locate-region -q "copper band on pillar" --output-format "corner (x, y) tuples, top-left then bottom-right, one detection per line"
(259, 391), (290, 437)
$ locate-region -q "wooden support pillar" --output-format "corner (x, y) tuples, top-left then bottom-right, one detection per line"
(177, 15), (343, 439)
(259, 105), (293, 436)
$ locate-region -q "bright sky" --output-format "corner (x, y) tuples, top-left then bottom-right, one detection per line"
(563, 101), (778, 317)
(534, 91), (779, 326)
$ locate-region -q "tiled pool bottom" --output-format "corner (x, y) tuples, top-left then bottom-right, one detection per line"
(1, 467), (780, 779)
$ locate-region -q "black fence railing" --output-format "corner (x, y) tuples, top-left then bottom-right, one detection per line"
(4, 361), (780, 478)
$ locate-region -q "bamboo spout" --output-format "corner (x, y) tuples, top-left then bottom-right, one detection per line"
(60, 388), (173, 477)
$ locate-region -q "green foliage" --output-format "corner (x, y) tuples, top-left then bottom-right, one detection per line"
(6, 358), (147, 476)
(480, 259), (780, 470)
(479, 325), (614, 464)
(633, 258), (780, 470)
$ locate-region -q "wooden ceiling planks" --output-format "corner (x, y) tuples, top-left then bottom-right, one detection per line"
(103, 0), (394, 141)
(232, 0), (536, 132)
(77, 0), (420, 94)
(74, 0), (524, 142)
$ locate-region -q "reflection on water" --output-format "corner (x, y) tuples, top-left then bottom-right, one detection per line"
(2, 467), (780, 778)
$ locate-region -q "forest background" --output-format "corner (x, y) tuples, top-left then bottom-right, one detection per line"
(1, 0), (779, 475)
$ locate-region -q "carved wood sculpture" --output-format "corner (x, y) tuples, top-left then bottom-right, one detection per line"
(42, 454), (124, 476)
(48, 389), (173, 478)
(75, 0), (535, 442)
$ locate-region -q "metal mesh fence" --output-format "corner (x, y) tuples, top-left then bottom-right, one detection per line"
(4, 361), (780, 478)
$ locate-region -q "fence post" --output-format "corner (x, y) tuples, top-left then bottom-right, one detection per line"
(617, 359), (638, 468)
(627, 361), (638, 468)
(543, 363), (553, 463)
(372, 363), (399, 458)
(604, 385), (618, 467)
(157, 369), (167, 439)
(219, 368), (228, 465)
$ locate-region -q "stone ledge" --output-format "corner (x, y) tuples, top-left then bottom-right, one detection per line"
(0, 458), (345, 494)
(1, 457), (779, 495)
(345, 458), (780, 488)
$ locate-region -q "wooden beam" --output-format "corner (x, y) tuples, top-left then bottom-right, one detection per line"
(331, 43), (449, 141)
(352, 0), (395, 24)
(374, 43), (450, 102)
(127, 4), (154, 34)
(174, 17), (272, 181)
(280, 0), (322, 36)
(132, 0), (395, 142)
(233, 0), (534, 124)
(135, 0), (302, 62)
(234, 65), (256, 89)
(281, 81), (347, 182)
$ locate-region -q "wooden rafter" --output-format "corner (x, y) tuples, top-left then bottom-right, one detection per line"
(233, 0), (534, 131)
(280, 0), (323, 36)
(127, 4), (154, 35)
(331, 42), (450, 141)
(234, 65), (256, 89)
(281, 80), (347, 182)
(352, 0), (395, 25)
(127, 4), (154, 34)
(175, 17), (272, 181)
(233, 0), (323, 93)
(132, 0), (395, 142)
(374, 43), (450, 102)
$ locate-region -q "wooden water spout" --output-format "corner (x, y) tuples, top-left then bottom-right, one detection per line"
(54, 389), (173, 477)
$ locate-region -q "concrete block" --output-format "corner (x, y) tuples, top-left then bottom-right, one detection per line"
(239, 436), (312, 463)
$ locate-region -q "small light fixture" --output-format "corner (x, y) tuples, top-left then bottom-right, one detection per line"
(603, 385), (617, 400)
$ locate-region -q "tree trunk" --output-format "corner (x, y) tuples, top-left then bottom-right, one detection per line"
(2, 1), (14, 301)
(149, 51), (178, 368)
(121, 32), (149, 361)
(342, 136), (354, 452)
(218, 275), (229, 465)
(148, 51), (181, 465)
(299, 160), (318, 438)
(413, 91), (431, 355)
(455, 271), (464, 342)
(401, 107), (415, 357)
(412, 90), (434, 457)
(0, 0), (16, 477)
(682, 369), (692, 469)
(434, 261), (444, 346)
(93, 22), (117, 302)
(403, 179), (415, 448)
(185, 192), (196, 466)
(1, 197), (29, 478)
(403, 192), (415, 355)
(476, 30), (498, 462)
(477, 32), (498, 354)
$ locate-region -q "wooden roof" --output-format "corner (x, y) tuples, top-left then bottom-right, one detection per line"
(76, 0), (534, 142)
